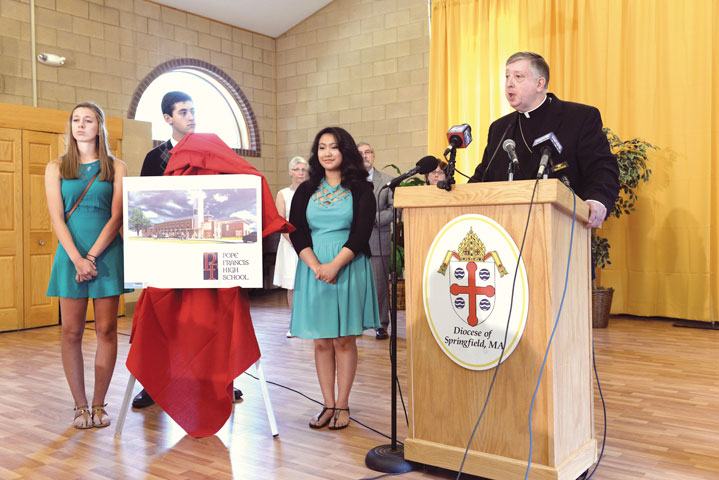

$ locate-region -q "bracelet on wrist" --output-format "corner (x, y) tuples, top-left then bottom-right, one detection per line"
(86, 253), (97, 260)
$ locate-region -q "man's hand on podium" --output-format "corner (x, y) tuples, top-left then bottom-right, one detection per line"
(585, 199), (607, 228)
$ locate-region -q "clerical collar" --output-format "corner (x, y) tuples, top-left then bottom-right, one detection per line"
(519, 94), (549, 118)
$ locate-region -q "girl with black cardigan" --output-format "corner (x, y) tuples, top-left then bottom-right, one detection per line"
(289, 127), (381, 431)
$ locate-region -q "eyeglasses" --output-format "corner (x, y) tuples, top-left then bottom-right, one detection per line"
(291, 167), (308, 172)
(360, 150), (374, 156)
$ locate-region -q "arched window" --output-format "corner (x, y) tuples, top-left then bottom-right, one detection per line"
(128, 59), (260, 157)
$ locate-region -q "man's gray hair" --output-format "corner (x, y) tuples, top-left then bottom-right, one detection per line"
(506, 51), (550, 89)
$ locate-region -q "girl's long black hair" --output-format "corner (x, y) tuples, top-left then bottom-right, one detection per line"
(306, 126), (368, 191)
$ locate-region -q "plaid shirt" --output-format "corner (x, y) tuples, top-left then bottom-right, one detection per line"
(158, 140), (172, 173)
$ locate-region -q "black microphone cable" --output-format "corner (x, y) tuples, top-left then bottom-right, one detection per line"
(505, 187), (604, 480)
(584, 339), (608, 480)
(440, 151), (472, 181)
(360, 472), (406, 480)
(242, 371), (400, 444)
(479, 120), (514, 183)
(520, 188), (608, 479)
(455, 176), (540, 480)
(522, 189), (576, 480)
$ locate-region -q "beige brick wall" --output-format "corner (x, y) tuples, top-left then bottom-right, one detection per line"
(0, 0), (278, 183)
(276, 0), (430, 185)
(0, 0), (430, 192)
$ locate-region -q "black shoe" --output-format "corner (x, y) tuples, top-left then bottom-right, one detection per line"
(375, 327), (389, 340)
(233, 388), (243, 401)
(132, 388), (155, 409)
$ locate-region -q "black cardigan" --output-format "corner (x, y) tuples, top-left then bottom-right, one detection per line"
(289, 179), (376, 259)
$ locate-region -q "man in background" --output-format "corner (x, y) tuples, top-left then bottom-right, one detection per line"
(358, 142), (393, 340)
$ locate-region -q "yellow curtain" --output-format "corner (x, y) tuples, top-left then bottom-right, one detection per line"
(429, 0), (719, 321)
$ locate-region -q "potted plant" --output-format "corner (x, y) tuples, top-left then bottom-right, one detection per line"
(591, 128), (657, 327)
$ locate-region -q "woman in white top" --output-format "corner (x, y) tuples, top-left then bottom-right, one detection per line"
(273, 156), (308, 335)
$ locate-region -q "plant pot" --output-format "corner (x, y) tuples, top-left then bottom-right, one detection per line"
(391, 278), (406, 311)
(591, 287), (614, 328)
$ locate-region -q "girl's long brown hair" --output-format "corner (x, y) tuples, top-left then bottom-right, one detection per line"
(59, 102), (115, 182)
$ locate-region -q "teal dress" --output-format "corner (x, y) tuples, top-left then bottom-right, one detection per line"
(290, 180), (381, 338)
(47, 161), (128, 299)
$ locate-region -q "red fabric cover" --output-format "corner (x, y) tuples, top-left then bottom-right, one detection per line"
(126, 287), (259, 437)
(126, 133), (293, 437)
(165, 133), (290, 239)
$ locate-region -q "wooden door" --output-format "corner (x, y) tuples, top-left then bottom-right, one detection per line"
(23, 131), (59, 329)
(0, 128), (23, 331)
(108, 137), (121, 159)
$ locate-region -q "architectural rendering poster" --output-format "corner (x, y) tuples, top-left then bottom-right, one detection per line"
(122, 174), (262, 289)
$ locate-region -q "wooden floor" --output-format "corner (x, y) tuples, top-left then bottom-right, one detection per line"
(0, 290), (717, 480)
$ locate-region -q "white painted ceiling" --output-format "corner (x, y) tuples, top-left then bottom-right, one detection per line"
(152, 0), (334, 38)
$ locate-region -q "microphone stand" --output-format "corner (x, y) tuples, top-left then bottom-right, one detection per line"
(543, 157), (554, 180)
(365, 184), (415, 474)
(508, 159), (517, 181)
(439, 147), (457, 191)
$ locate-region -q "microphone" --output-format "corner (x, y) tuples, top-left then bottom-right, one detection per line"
(386, 156), (439, 188)
(532, 132), (563, 178)
(502, 139), (519, 166)
(444, 124), (472, 154)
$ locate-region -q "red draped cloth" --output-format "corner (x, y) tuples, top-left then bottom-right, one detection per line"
(126, 133), (293, 437)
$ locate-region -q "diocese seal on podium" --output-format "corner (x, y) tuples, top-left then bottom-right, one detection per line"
(422, 214), (529, 370)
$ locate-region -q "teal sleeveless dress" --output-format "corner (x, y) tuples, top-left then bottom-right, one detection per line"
(290, 179), (381, 339)
(46, 161), (128, 299)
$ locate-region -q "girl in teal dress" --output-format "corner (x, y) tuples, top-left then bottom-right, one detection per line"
(289, 127), (380, 431)
(45, 102), (128, 429)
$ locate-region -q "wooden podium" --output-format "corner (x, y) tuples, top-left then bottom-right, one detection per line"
(394, 180), (596, 480)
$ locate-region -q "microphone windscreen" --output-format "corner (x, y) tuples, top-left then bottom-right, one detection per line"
(446, 124), (473, 148)
(532, 132), (563, 154)
(416, 155), (439, 174)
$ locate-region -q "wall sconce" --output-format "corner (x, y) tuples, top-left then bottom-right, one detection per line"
(37, 53), (66, 66)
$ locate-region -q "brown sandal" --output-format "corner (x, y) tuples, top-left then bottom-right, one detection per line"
(73, 405), (92, 429)
(91, 404), (111, 428)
